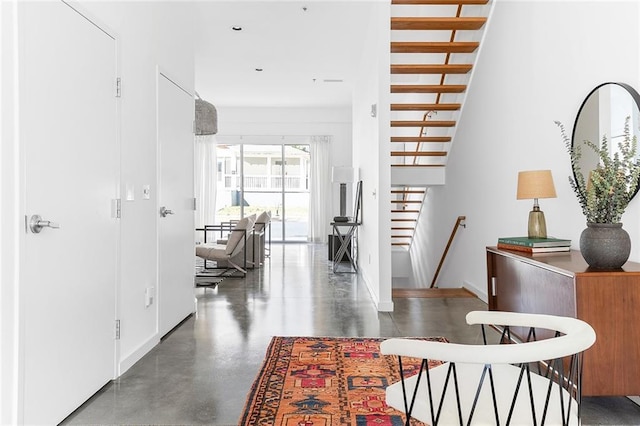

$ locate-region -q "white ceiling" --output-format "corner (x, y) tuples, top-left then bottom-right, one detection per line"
(194, 1), (376, 108)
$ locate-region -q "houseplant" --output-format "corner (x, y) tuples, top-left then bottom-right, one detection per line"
(557, 117), (640, 268)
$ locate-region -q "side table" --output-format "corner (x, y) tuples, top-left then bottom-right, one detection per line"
(331, 221), (360, 273)
(486, 246), (640, 396)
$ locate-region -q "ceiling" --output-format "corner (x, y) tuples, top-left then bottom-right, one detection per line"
(194, 1), (376, 108)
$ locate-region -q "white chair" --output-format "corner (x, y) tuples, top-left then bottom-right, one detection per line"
(381, 311), (596, 426)
(195, 214), (256, 276)
(211, 213), (266, 269)
(219, 211), (270, 269)
(253, 210), (271, 265)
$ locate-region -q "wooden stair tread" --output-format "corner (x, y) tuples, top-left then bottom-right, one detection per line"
(391, 84), (466, 93)
(391, 120), (455, 127)
(391, 41), (479, 54)
(391, 136), (451, 143)
(388, 3), (488, 259)
(392, 287), (477, 298)
(391, 151), (447, 157)
(391, 17), (486, 31)
(391, 64), (472, 74)
(391, 103), (460, 111)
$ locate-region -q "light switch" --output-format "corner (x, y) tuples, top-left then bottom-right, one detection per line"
(142, 185), (151, 200)
(126, 184), (135, 201)
(145, 286), (155, 307)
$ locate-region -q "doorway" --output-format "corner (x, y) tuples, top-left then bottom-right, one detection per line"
(19, 2), (118, 424)
(157, 72), (196, 337)
(215, 142), (310, 242)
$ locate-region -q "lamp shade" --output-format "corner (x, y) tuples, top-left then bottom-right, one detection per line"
(517, 170), (557, 199)
(195, 98), (218, 135)
(332, 166), (355, 183)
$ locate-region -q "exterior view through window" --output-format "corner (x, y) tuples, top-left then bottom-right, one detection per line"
(215, 143), (310, 242)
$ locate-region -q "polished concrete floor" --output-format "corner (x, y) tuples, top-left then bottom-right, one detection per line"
(64, 244), (640, 425)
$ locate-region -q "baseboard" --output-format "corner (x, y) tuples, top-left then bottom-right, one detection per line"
(392, 287), (476, 298)
(360, 269), (394, 312)
(118, 334), (160, 376)
(463, 280), (487, 303)
(377, 300), (394, 312)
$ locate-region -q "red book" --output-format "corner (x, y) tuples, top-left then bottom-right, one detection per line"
(497, 242), (570, 253)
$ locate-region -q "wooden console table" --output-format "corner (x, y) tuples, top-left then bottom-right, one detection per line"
(486, 246), (640, 396)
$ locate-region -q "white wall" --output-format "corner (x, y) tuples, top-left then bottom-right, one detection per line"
(411, 0), (640, 299)
(78, 1), (195, 374)
(215, 106), (352, 238)
(352, 2), (393, 312)
(1, 2), (20, 423)
(2, 2), (195, 421)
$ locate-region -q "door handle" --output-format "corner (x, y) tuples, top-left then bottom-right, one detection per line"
(29, 215), (60, 233)
(160, 206), (174, 217)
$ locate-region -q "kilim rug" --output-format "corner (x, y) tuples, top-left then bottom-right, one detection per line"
(239, 336), (448, 426)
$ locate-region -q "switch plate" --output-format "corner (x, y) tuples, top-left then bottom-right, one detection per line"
(126, 184), (135, 201)
(142, 185), (150, 200)
(145, 286), (155, 307)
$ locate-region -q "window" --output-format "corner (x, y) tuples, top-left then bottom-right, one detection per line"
(215, 142), (310, 242)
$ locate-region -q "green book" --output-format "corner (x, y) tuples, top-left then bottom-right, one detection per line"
(497, 236), (571, 248)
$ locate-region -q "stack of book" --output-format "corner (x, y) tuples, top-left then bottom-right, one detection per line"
(497, 237), (571, 253)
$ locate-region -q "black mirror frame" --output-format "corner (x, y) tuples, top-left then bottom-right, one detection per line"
(571, 81), (640, 200)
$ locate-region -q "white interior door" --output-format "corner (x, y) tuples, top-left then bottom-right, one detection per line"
(20, 2), (118, 424)
(157, 73), (195, 337)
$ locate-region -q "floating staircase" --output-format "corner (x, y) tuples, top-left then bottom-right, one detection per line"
(389, 0), (491, 247)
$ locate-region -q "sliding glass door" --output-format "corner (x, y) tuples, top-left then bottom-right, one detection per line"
(280, 145), (310, 241)
(215, 142), (310, 242)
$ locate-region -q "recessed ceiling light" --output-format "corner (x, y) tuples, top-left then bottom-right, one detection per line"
(232, 26), (242, 31)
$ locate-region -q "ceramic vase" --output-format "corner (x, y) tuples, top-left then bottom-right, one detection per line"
(580, 222), (631, 269)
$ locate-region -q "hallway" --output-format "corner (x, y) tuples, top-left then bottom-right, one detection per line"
(63, 244), (640, 425)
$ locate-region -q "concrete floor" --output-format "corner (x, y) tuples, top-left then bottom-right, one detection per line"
(63, 243), (640, 425)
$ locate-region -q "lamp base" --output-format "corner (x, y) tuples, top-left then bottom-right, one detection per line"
(528, 209), (547, 239)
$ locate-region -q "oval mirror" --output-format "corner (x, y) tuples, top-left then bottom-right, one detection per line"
(572, 82), (640, 199)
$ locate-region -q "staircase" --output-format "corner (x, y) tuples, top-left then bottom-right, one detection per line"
(389, 0), (491, 247)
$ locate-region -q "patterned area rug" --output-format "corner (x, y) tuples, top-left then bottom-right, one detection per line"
(239, 336), (447, 425)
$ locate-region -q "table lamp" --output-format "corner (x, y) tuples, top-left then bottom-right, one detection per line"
(517, 170), (557, 238)
(332, 166), (355, 221)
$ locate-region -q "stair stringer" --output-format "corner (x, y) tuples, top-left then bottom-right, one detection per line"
(440, 1), (496, 161)
(389, 1), (495, 252)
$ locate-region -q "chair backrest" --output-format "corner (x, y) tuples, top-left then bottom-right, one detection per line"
(254, 210), (271, 232)
(381, 311), (596, 426)
(225, 214), (256, 256)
